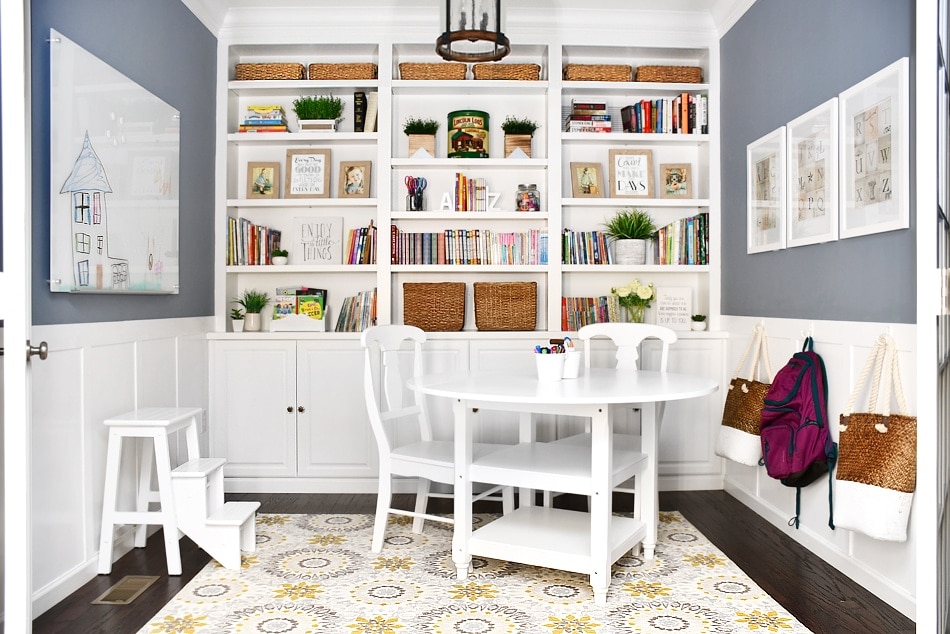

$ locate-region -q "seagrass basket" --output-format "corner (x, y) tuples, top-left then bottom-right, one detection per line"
(235, 62), (306, 81)
(474, 282), (537, 331)
(473, 63), (541, 81)
(563, 64), (631, 82)
(308, 63), (378, 80)
(403, 282), (465, 331)
(398, 62), (467, 80)
(634, 65), (703, 83)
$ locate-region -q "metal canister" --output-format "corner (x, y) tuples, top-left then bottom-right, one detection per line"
(447, 110), (490, 158)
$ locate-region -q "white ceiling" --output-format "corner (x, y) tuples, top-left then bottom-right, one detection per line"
(182, 0), (754, 37)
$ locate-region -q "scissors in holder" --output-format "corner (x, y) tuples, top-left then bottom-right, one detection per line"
(404, 176), (428, 195)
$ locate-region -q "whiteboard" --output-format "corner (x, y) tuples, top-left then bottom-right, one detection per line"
(49, 29), (180, 294)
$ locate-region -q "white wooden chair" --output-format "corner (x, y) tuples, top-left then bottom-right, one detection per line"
(361, 324), (514, 552)
(546, 323), (678, 517)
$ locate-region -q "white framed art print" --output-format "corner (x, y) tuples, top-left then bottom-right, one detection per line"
(786, 97), (838, 247)
(838, 57), (909, 239)
(747, 127), (786, 253)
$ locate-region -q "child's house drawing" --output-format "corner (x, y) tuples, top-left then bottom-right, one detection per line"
(59, 132), (129, 290)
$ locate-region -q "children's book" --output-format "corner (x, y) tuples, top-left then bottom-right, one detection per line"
(272, 296), (297, 320)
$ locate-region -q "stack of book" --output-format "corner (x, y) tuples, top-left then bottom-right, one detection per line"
(564, 99), (612, 133)
(561, 229), (612, 264)
(335, 288), (377, 332)
(239, 105), (288, 133)
(454, 173), (488, 211)
(390, 226), (548, 266)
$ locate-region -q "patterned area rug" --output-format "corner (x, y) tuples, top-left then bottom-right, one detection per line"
(141, 512), (812, 633)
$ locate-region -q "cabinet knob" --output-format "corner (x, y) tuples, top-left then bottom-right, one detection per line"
(298, 405), (305, 413)
(287, 406), (293, 413)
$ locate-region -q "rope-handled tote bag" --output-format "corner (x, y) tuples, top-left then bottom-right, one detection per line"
(715, 324), (774, 466)
(836, 334), (916, 542)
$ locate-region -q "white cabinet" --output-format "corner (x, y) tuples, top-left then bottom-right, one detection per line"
(210, 339), (374, 485)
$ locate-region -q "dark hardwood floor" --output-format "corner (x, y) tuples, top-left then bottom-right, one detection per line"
(33, 490), (915, 633)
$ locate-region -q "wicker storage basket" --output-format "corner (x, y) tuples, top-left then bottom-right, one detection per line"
(474, 282), (537, 331)
(472, 63), (541, 81)
(403, 282), (465, 331)
(635, 65), (703, 83)
(563, 64), (631, 82)
(235, 62), (306, 81)
(399, 62), (467, 80)
(308, 63), (378, 80)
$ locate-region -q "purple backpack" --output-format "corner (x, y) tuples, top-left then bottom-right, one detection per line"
(760, 337), (837, 529)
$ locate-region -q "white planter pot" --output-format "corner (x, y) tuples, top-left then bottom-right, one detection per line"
(231, 319), (244, 333)
(272, 256), (288, 265)
(613, 239), (647, 265)
(298, 119), (338, 132)
(244, 313), (262, 332)
(691, 321), (707, 331)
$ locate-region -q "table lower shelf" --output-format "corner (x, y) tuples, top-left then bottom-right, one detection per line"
(469, 506), (645, 575)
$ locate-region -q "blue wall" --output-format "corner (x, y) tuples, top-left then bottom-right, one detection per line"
(720, 0), (915, 322)
(30, 0), (216, 324)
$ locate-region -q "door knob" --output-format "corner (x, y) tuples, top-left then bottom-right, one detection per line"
(287, 406), (294, 413)
(297, 405), (305, 413)
(26, 340), (49, 361)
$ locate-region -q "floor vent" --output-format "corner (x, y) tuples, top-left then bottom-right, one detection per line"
(92, 575), (160, 605)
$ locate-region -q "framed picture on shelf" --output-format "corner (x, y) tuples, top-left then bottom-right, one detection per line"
(285, 149), (331, 199)
(838, 57), (909, 239)
(569, 162), (604, 198)
(786, 97), (838, 247)
(339, 161), (371, 198)
(608, 149), (653, 198)
(246, 162), (280, 199)
(659, 163), (691, 199)
(747, 127), (786, 253)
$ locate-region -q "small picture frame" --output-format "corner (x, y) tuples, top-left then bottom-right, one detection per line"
(747, 126), (787, 253)
(285, 149), (331, 199)
(659, 163), (691, 199)
(339, 161), (371, 198)
(838, 57), (909, 239)
(608, 149), (653, 198)
(246, 162), (280, 199)
(569, 162), (604, 198)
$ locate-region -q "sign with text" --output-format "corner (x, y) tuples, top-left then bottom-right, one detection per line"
(655, 287), (692, 331)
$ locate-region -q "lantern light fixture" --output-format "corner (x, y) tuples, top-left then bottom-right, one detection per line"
(436, 0), (510, 63)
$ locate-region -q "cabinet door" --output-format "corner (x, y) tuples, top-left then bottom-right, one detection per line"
(210, 340), (297, 477)
(296, 340), (375, 479)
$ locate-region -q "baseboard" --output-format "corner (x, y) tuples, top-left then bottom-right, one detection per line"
(724, 481), (916, 621)
(32, 525), (147, 618)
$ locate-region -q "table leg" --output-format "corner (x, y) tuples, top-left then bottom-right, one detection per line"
(641, 401), (658, 559)
(589, 405), (611, 605)
(452, 398), (473, 580)
(517, 411), (535, 508)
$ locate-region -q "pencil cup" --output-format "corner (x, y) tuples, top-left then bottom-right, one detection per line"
(562, 350), (582, 379)
(535, 353), (566, 382)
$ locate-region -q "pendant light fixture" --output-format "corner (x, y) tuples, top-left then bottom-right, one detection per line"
(436, 0), (510, 63)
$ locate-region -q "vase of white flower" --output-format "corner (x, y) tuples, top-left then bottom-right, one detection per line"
(610, 279), (655, 323)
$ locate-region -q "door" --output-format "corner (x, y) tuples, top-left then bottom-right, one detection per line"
(2, 0), (34, 629)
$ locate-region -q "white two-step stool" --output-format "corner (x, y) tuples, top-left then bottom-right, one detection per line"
(97, 407), (259, 575)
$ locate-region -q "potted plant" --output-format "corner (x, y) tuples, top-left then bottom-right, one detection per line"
(603, 207), (657, 265)
(272, 248), (289, 265)
(230, 307), (245, 333)
(403, 117), (440, 157)
(235, 289), (271, 332)
(293, 94), (344, 132)
(691, 314), (708, 331)
(501, 115), (540, 158)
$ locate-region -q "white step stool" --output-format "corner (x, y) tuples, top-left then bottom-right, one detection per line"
(97, 407), (202, 576)
(171, 458), (260, 570)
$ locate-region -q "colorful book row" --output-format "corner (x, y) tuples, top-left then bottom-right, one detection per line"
(654, 212), (710, 265)
(335, 288), (377, 332)
(620, 93), (708, 135)
(562, 229), (613, 265)
(226, 216), (282, 266)
(344, 220), (377, 265)
(390, 226), (548, 266)
(560, 295), (621, 332)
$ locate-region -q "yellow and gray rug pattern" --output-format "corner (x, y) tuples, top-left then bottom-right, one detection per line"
(141, 512), (811, 633)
